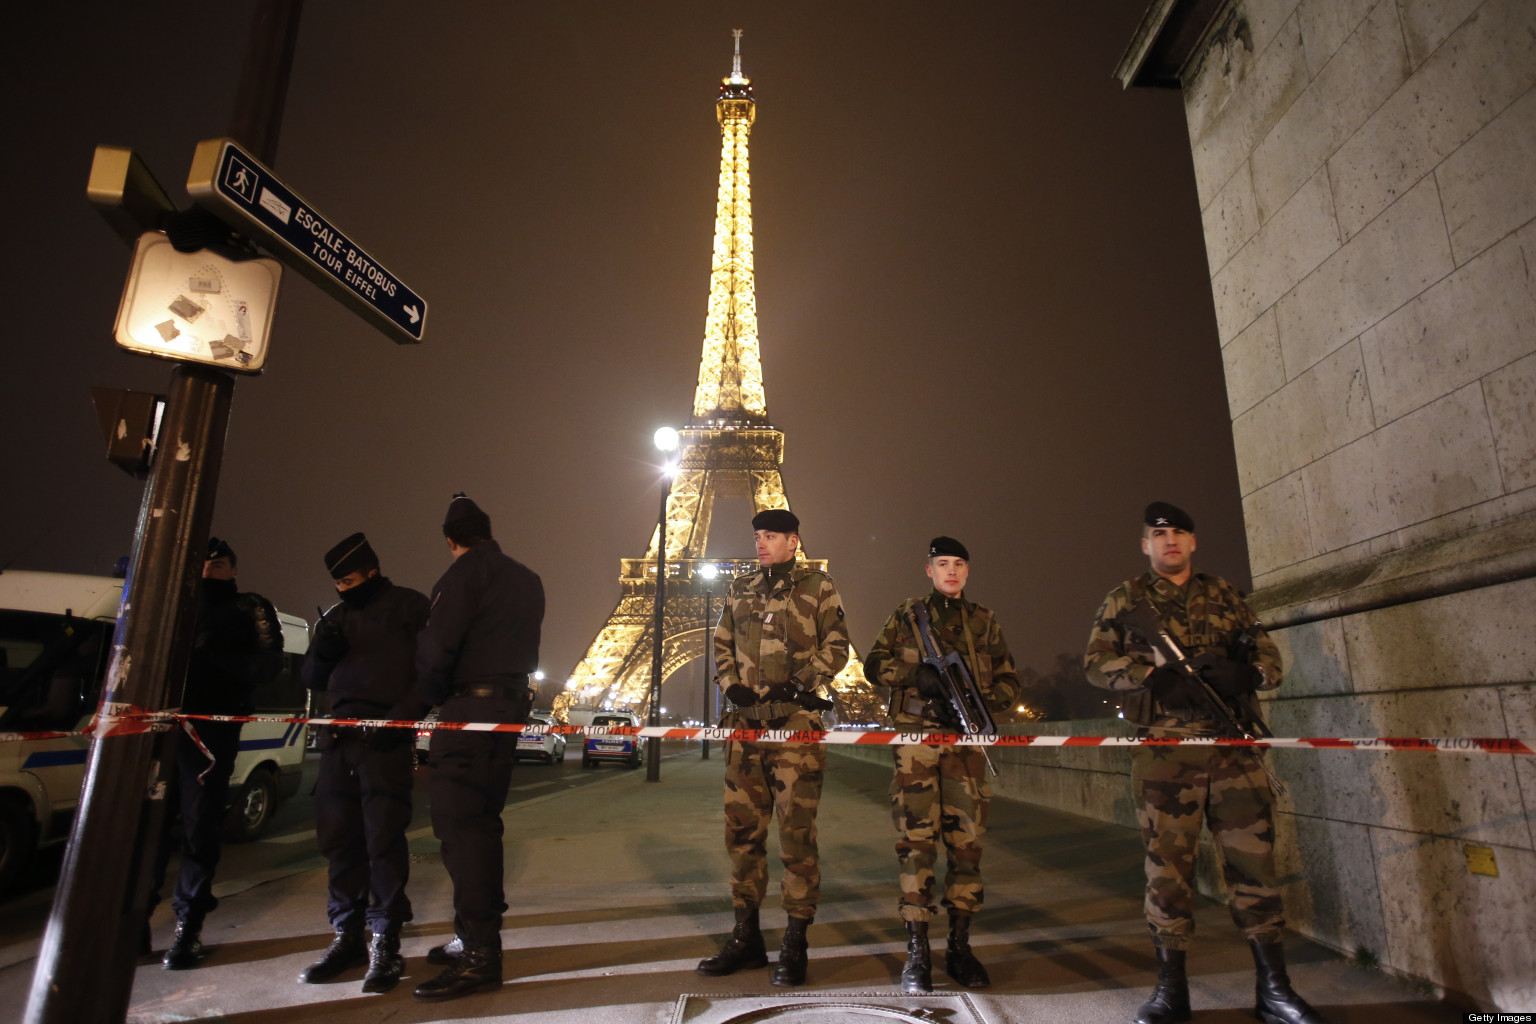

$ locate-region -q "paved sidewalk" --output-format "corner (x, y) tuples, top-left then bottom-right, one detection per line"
(4, 747), (1455, 1022)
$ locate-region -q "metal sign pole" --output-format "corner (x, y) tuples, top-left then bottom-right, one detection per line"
(25, 366), (234, 1023)
(24, 4), (301, 1021)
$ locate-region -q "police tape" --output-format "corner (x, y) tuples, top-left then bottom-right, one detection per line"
(1, 709), (1532, 754)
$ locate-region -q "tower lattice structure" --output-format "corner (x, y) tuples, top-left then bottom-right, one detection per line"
(556, 32), (879, 724)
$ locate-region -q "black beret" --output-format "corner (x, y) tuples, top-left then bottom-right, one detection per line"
(206, 536), (236, 563)
(751, 508), (799, 534)
(324, 532), (379, 580)
(1143, 502), (1195, 532)
(928, 536), (969, 560)
(443, 492), (492, 536)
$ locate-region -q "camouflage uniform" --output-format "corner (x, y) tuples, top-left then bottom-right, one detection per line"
(715, 562), (850, 919)
(865, 592), (1019, 923)
(1084, 570), (1286, 949)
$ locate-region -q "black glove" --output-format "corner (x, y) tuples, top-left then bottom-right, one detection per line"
(724, 683), (758, 707)
(1191, 653), (1262, 701)
(764, 682), (799, 702)
(312, 619), (349, 663)
(1146, 666), (1204, 716)
(365, 726), (408, 752)
(912, 663), (945, 700)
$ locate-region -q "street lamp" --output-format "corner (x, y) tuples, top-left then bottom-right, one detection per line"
(647, 426), (679, 782)
(699, 562), (719, 760)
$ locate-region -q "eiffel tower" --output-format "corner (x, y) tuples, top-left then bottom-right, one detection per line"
(555, 31), (878, 724)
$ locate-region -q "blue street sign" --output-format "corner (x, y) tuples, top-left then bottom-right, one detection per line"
(187, 139), (426, 344)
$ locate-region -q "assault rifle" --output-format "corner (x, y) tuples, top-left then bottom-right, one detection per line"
(907, 601), (998, 776)
(1116, 602), (1286, 795)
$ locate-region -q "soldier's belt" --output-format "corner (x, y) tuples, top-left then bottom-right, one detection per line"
(458, 675), (532, 700)
(732, 701), (804, 722)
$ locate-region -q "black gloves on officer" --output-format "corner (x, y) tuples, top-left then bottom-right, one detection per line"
(913, 664), (946, 699)
(724, 683), (759, 707)
(1146, 666), (1205, 716)
(1190, 652), (1263, 700)
(312, 617), (350, 663)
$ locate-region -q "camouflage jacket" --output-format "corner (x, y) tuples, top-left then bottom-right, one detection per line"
(865, 590), (1020, 728)
(1083, 570), (1282, 733)
(714, 562), (850, 702)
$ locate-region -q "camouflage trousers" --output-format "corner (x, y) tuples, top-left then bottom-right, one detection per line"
(723, 710), (826, 920)
(1133, 745), (1285, 949)
(890, 743), (991, 922)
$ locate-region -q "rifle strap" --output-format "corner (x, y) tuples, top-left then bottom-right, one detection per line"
(959, 603), (983, 690)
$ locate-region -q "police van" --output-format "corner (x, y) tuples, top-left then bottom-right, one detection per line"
(0, 570), (310, 893)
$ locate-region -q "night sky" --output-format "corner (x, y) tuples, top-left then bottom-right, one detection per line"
(2, 3), (1248, 717)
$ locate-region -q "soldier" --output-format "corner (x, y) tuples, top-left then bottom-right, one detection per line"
(154, 537), (283, 969)
(696, 508), (850, 987)
(1084, 502), (1329, 1024)
(298, 533), (430, 992)
(412, 494), (544, 1003)
(863, 536), (1019, 994)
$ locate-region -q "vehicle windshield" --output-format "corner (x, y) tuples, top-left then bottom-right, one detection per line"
(592, 715), (633, 727)
(0, 610), (110, 730)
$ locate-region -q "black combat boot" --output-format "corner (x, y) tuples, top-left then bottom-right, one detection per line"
(1133, 947), (1191, 1024)
(901, 919), (933, 993)
(696, 906), (768, 975)
(944, 912), (990, 989)
(412, 942), (502, 1001)
(770, 915), (811, 987)
(426, 935), (463, 965)
(361, 928), (404, 993)
(162, 917), (205, 971)
(298, 926), (367, 983)
(1251, 940), (1330, 1024)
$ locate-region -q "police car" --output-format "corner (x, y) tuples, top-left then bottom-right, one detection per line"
(0, 571), (310, 893)
(581, 710), (643, 769)
(515, 710), (566, 763)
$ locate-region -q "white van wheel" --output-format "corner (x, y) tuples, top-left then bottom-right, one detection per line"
(225, 769), (277, 842)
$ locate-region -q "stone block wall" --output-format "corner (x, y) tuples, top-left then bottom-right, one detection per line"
(1117, 0), (1536, 1009)
(1185, 0), (1536, 584)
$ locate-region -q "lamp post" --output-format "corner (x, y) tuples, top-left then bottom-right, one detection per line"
(699, 562), (718, 760)
(647, 426), (679, 782)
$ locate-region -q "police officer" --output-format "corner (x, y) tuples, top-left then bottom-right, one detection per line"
(1084, 503), (1329, 1024)
(696, 508), (850, 987)
(298, 533), (430, 992)
(864, 536), (1019, 993)
(154, 537), (283, 969)
(412, 494), (544, 1003)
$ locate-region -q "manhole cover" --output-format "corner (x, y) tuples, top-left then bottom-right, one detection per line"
(672, 992), (984, 1024)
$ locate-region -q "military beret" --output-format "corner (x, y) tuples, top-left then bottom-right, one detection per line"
(443, 492), (492, 537)
(1143, 501), (1195, 532)
(206, 536), (237, 564)
(751, 508), (799, 534)
(928, 536), (969, 560)
(324, 532), (379, 580)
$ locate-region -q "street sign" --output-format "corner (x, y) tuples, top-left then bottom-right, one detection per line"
(112, 231), (282, 372)
(186, 138), (426, 344)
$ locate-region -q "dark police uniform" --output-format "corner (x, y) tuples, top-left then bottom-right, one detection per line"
(417, 532), (543, 958)
(152, 538), (282, 968)
(301, 557), (430, 951)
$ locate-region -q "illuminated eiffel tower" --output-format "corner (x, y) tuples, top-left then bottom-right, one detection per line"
(556, 31), (877, 723)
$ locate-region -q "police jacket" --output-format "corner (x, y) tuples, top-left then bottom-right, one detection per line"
(183, 579), (283, 716)
(416, 539), (544, 706)
(302, 578), (431, 720)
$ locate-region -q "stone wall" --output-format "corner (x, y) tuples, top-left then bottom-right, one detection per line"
(1116, 0), (1536, 1009)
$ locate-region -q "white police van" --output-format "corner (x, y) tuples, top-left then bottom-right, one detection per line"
(0, 570), (310, 893)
